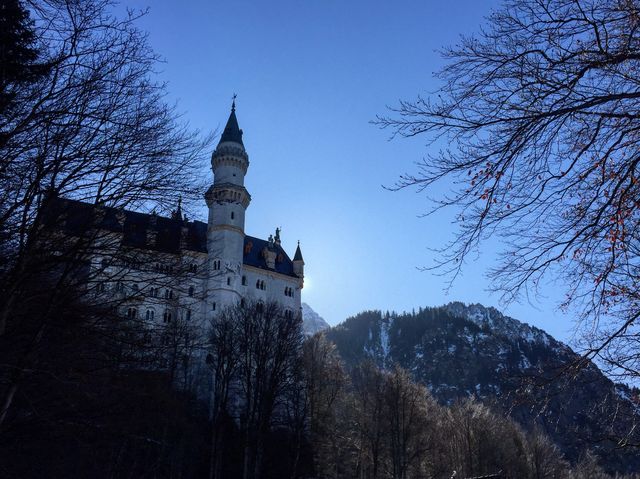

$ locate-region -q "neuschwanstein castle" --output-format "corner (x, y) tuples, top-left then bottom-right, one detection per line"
(48, 102), (304, 326)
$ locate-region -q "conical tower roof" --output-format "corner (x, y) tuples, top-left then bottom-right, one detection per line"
(218, 99), (244, 146)
(293, 242), (304, 262)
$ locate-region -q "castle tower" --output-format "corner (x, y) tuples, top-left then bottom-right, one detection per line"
(205, 100), (251, 308)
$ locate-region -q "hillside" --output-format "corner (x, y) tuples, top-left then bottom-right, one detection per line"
(326, 302), (640, 474)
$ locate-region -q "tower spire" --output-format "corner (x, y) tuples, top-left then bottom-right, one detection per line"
(219, 94), (243, 146)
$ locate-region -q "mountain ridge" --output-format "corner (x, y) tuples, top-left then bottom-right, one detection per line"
(325, 302), (640, 474)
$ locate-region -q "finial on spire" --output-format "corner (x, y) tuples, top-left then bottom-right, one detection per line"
(231, 93), (237, 112)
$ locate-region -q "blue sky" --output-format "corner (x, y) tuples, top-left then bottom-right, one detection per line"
(120, 0), (576, 342)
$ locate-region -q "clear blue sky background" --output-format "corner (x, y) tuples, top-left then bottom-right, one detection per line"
(119, 0), (575, 343)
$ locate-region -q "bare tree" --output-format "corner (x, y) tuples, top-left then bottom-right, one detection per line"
(0, 0), (210, 333)
(292, 333), (349, 479)
(376, 0), (640, 381)
(205, 301), (304, 479)
(0, 0), (210, 433)
(207, 308), (239, 479)
(383, 366), (436, 479)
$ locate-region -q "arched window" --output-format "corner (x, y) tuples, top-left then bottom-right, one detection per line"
(231, 211), (235, 220)
(188, 286), (194, 297)
(127, 307), (137, 319)
(213, 260), (221, 270)
(242, 275), (247, 286)
(163, 309), (172, 323)
(256, 279), (260, 289)
(146, 309), (154, 321)
(227, 277), (231, 286)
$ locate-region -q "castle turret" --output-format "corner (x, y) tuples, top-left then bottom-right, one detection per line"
(205, 99), (251, 308)
(293, 242), (304, 278)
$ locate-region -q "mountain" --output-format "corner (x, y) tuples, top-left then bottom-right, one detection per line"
(301, 303), (330, 335)
(326, 302), (640, 474)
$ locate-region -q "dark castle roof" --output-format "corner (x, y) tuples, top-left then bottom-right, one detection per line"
(219, 102), (244, 146)
(44, 195), (297, 277)
(243, 235), (296, 277)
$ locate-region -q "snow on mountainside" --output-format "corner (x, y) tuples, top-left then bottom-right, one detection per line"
(326, 302), (640, 474)
(301, 303), (330, 335)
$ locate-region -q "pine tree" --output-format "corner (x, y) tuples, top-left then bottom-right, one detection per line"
(0, 0), (48, 116)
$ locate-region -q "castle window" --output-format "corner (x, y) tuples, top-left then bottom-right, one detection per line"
(213, 260), (221, 270)
(256, 280), (260, 289)
(146, 309), (154, 321)
(186, 309), (191, 320)
(261, 280), (265, 290)
(284, 309), (292, 320)
(240, 298), (245, 308)
(242, 275), (247, 286)
(127, 307), (137, 319)
(188, 286), (194, 297)
(212, 302), (216, 311)
(257, 302), (264, 313)
(231, 211), (235, 220)
(163, 309), (172, 323)
(227, 277), (231, 286)
(116, 282), (124, 293)
(165, 289), (173, 299)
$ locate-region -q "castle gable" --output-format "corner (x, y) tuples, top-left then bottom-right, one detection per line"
(242, 235), (296, 277)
